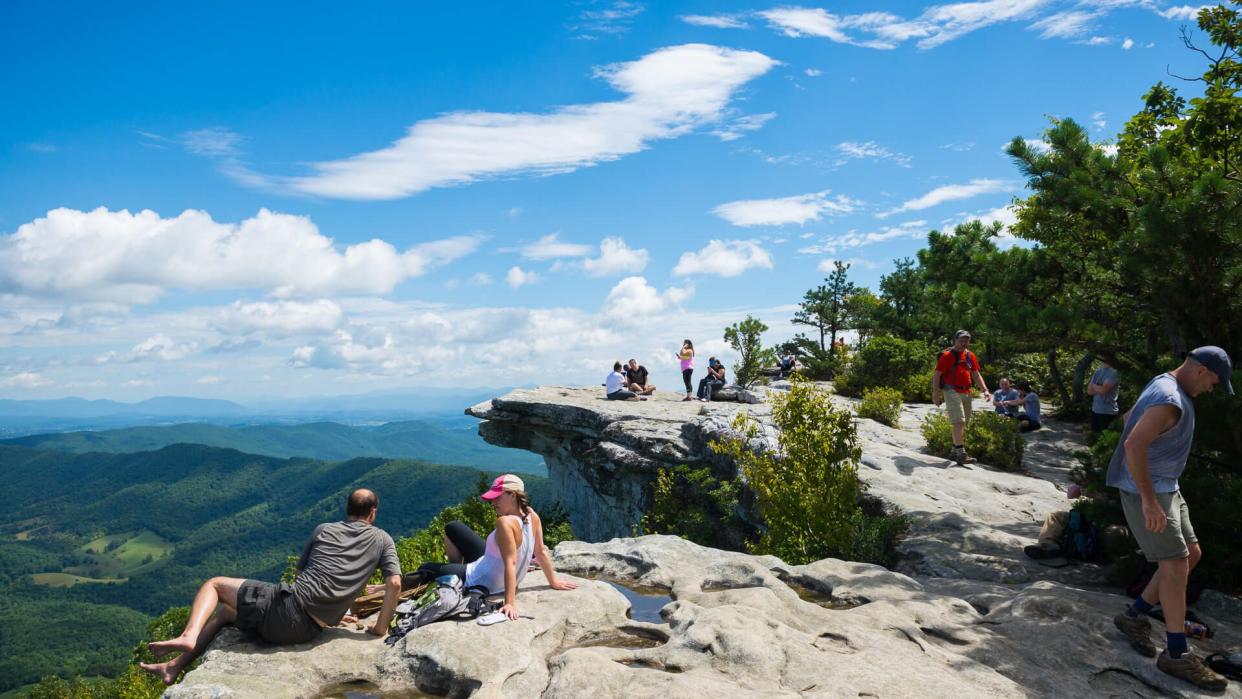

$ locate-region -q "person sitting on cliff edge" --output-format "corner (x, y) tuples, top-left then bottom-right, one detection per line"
(140, 489), (403, 685)
(412, 474), (577, 621)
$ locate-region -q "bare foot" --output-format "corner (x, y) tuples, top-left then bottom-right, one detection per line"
(139, 659), (182, 685)
(148, 635), (195, 658)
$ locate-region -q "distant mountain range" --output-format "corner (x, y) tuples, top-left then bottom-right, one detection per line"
(0, 388), (528, 437)
(1, 419), (543, 472)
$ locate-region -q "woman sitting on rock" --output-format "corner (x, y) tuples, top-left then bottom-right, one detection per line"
(416, 474), (577, 620)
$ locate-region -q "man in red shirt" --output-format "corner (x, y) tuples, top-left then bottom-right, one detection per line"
(931, 330), (991, 464)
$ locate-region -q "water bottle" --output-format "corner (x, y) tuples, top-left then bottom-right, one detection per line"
(1184, 619), (1212, 640)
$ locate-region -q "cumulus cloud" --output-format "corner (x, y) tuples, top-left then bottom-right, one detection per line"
(759, 1), (1049, 50)
(97, 334), (197, 364)
(799, 220), (928, 255)
(583, 237), (650, 276)
(879, 179), (1015, 217)
(506, 266), (541, 287)
(1122, 36), (1134, 49)
(0, 207), (481, 304)
(1158, 5), (1209, 20)
(805, 68), (822, 76)
(0, 371), (52, 389)
(673, 240), (774, 277)
(470, 272), (494, 286)
(681, 13), (750, 28)
(518, 233), (595, 260)
(603, 276), (694, 323)
(214, 299), (344, 338)
(277, 44), (775, 199)
(713, 190), (856, 227)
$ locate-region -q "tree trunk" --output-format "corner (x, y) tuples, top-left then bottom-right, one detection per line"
(1047, 347), (1071, 408)
(1072, 351), (1095, 406)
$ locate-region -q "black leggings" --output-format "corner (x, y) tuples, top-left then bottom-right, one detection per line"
(416, 520), (486, 582)
(682, 368), (693, 393)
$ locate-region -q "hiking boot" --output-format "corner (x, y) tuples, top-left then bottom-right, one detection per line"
(1113, 612), (1157, 657)
(1157, 650), (1229, 691)
(949, 446), (965, 464)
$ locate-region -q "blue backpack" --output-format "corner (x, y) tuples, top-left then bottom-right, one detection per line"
(1059, 511), (1100, 561)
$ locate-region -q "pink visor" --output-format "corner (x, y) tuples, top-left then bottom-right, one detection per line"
(481, 474), (525, 501)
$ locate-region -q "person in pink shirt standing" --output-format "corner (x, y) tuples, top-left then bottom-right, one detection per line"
(677, 339), (695, 402)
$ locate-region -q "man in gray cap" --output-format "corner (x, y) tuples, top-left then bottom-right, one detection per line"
(1109, 346), (1233, 691)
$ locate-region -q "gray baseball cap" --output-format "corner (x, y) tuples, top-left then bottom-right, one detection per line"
(1188, 345), (1234, 395)
(954, 329), (972, 339)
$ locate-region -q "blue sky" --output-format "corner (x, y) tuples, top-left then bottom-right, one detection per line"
(0, 1), (1216, 400)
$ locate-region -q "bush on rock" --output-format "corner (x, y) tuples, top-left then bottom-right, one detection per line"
(922, 411), (1024, 471)
(857, 387), (903, 427)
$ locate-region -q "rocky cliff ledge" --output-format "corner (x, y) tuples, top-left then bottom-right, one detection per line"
(170, 386), (1242, 698)
(468, 385), (1090, 585)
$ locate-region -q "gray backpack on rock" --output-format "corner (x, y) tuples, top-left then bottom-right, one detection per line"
(385, 575), (497, 645)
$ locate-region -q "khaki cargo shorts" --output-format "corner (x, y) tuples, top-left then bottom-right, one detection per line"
(1118, 489), (1197, 561)
(943, 390), (972, 425)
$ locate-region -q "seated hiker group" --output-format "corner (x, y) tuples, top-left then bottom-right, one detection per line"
(603, 339), (729, 402)
(140, 475), (576, 685)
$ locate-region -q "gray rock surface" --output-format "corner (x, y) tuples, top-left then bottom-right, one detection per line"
(170, 385), (1242, 698)
(173, 536), (1242, 698)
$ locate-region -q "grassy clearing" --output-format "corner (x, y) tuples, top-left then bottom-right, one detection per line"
(31, 572), (126, 587)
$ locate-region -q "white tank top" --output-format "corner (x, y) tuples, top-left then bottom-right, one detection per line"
(465, 515), (534, 594)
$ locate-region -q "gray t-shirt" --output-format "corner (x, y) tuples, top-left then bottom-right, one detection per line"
(1022, 392), (1040, 423)
(1106, 373), (1194, 494)
(293, 520), (401, 626)
(1090, 366), (1120, 415)
(993, 387), (1020, 416)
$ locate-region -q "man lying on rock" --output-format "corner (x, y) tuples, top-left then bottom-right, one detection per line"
(140, 489), (403, 685)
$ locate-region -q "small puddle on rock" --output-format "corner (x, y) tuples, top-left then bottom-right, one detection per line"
(785, 580), (864, 610)
(577, 632), (665, 650)
(317, 681), (436, 699)
(599, 580), (674, 623)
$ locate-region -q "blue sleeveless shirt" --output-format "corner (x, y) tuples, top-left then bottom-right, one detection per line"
(1105, 373), (1194, 494)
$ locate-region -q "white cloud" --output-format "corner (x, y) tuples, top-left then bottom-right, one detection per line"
(195, 375), (223, 385)
(575, 1), (645, 36)
(941, 141), (977, 151)
(519, 233), (594, 260)
(1081, 35), (1113, 45)
(0, 371), (52, 389)
(0, 208), (482, 304)
(583, 237), (650, 276)
(291, 326), (408, 371)
(880, 179), (1015, 217)
(1122, 36), (1134, 49)
(673, 240), (774, 277)
(681, 13), (750, 29)
(804, 68), (822, 76)
(1029, 10), (1101, 38)
(1158, 5), (1209, 20)
(214, 299), (344, 338)
(97, 334), (197, 364)
(280, 44), (775, 199)
(602, 276), (694, 323)
(799, 220), (928, 255)
(1092, 111), (1107, 129)
(835, 140), (912, 167)
(470, 272), (494, 286)
(817, 257), (880, 272)
(760, 1), (1050, 50)
(710, 112), (777, 141)
(713, 190), (856, 226)
(506, 266), (541, 287)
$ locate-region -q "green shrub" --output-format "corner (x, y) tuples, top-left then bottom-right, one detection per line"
(834, 335), (934, 398)
(857, 387), (903, 427)
(712, 380), (869, 564)
(921, 411), (1025, 471)
(900, 370), (935, 403)
(640, 464), (749, 550)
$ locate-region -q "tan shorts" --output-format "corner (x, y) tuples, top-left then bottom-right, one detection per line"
(943, 390), (972, 425)
(1119, 489), (1197, 562)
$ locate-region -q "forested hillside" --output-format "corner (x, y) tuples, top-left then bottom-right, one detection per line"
(0, 443), (556, 692)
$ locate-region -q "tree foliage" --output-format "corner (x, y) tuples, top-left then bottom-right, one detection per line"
(724, 315), (774, 388)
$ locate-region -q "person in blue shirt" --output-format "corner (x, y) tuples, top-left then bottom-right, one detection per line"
(1016, 381), (1041, 432)
(992, 378), (1020, 417)
(1108, 346), (1233, 690)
